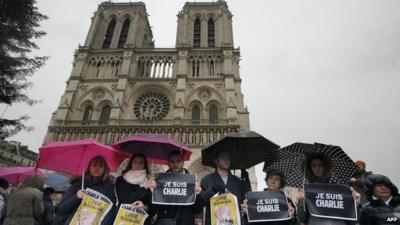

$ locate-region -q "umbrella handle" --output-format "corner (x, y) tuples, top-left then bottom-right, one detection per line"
(81, 171), (85, 190)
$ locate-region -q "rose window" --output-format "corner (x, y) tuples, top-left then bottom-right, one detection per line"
(133, 91), (170, 120)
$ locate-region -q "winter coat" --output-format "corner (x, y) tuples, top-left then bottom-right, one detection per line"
(40, 197), (55, 225)
(297, 162), (356, 225)
(360, 174), (400, 225)
(201, 170), (247, 225)
(55, 178), (116, 225)
(4, 176), (44, 225)
(245, 189), (298, 225)
(152, 169), (203, 225)
(351, 171), (373, 205)
(360, 196), (400, 225)
(114, 175), (153, 225)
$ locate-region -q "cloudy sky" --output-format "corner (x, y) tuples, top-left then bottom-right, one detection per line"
(4, 0), (400, 187)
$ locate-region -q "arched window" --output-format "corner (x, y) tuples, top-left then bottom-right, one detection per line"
(102, 19), (116, 49)
(99, 105), (111, 124)
(208, 18), (215, 47)
(191, 105), (200, 124)
(117, 19), (130, 48)
(209, 105), (218, 124)
(82, 106), (93, 121)
(193, 18), (201, 47)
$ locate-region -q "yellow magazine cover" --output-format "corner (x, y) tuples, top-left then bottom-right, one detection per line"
(69, 188), (113, 225)
(210, 192), (241, 225)
(113, 204), (148, 225)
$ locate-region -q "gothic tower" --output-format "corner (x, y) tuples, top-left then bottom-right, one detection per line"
(44, 1), (255, 188)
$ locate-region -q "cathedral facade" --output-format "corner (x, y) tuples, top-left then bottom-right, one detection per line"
(44, 1), (255, 187)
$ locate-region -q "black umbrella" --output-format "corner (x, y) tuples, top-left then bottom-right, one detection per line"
(263, 142), (358, 188)
(201, 131), (280, 169)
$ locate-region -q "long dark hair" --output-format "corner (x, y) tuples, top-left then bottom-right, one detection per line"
(85, 155), (110, 183)
(122, 153), (150, 176)
(304, 153), (331, 183)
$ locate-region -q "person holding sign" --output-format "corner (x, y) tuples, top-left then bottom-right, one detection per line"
(115, 153), (153, 225)
(241, 170), (297, 225)
(200, 150), (247, 225)
(360, 174), (400, 225)
(295, 154), (360, 225)
(55, 156), (116, 225)
(148, 150), (203, 225)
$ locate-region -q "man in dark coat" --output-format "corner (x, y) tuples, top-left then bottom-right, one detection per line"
(200, 150), (248, 225)
(150, 150), (203, 225)
(360, 174), (400, 225)
(350, 160), (373, 205)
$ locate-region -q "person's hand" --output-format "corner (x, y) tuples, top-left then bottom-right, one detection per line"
(76, 189), (85, 199)
(145, 177), (157, 192)
(132, 201), (144, 208)
(212, 184), (225, 194)
(295, 190), (305, 205)
(241, 199), (248, 213)
(352, 189), (361, 206)
(195, 181), (202, 194)
(195, 218), (203, 225)
(288, 203), (295, 218)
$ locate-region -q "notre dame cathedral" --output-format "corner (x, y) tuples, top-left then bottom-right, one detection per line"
(43, 1), (256, 188)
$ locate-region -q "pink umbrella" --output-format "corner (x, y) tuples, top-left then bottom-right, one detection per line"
(0, 167), (47, 184)
(112, 133), (192, 165)
(37, 139), (128, 176)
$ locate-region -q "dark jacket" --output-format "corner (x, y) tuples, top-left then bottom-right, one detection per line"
(351, 170), (373, 205)
(201, 170), (247, 225)
(152, 169), (203, 225)
(115, 176), (153, 225)
(360, 174), (400, 225)
(245, 189), (298, 225)
(298, 154), (357, 225)
(55, 178), (116, 225)
(360, 196), (400, 225)
(41, 197), (55, 225)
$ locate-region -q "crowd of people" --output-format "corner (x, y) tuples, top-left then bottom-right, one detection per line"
(0, 150), (398, 225)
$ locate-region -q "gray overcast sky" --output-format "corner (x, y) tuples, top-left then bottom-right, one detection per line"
(3, 0), (400, 187)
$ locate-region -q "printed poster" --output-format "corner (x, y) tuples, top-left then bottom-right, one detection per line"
(69, 188), (113, 225)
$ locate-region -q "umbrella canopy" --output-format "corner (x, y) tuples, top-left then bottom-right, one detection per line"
(201, 131), (280, 169)
(263, 142), (358, 188)
(37, 139), (128, 176)
(45, 173), (71, 192)
(0, 167), (47, 184)
(112, 133), (192, 165)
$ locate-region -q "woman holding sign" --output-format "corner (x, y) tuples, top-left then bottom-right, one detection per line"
(56, 156), (116, 225)
(295, 154), (360, 225)
(241, 170), (298, 225)
(115, 153), (153, 225)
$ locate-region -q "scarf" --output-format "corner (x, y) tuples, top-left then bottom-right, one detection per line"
(123, 169), (148, 187)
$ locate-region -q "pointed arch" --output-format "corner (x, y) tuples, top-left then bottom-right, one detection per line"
(102, 19), (116, 49)
(99, 105), (111, 124)
(117, 18), (130, 48)
(191, 105), (200, 124)
(209, 104), (218, 124)
(82, 106), (93, 121)
(208, 18), (215, 47)
(193, 18), (201, 47)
